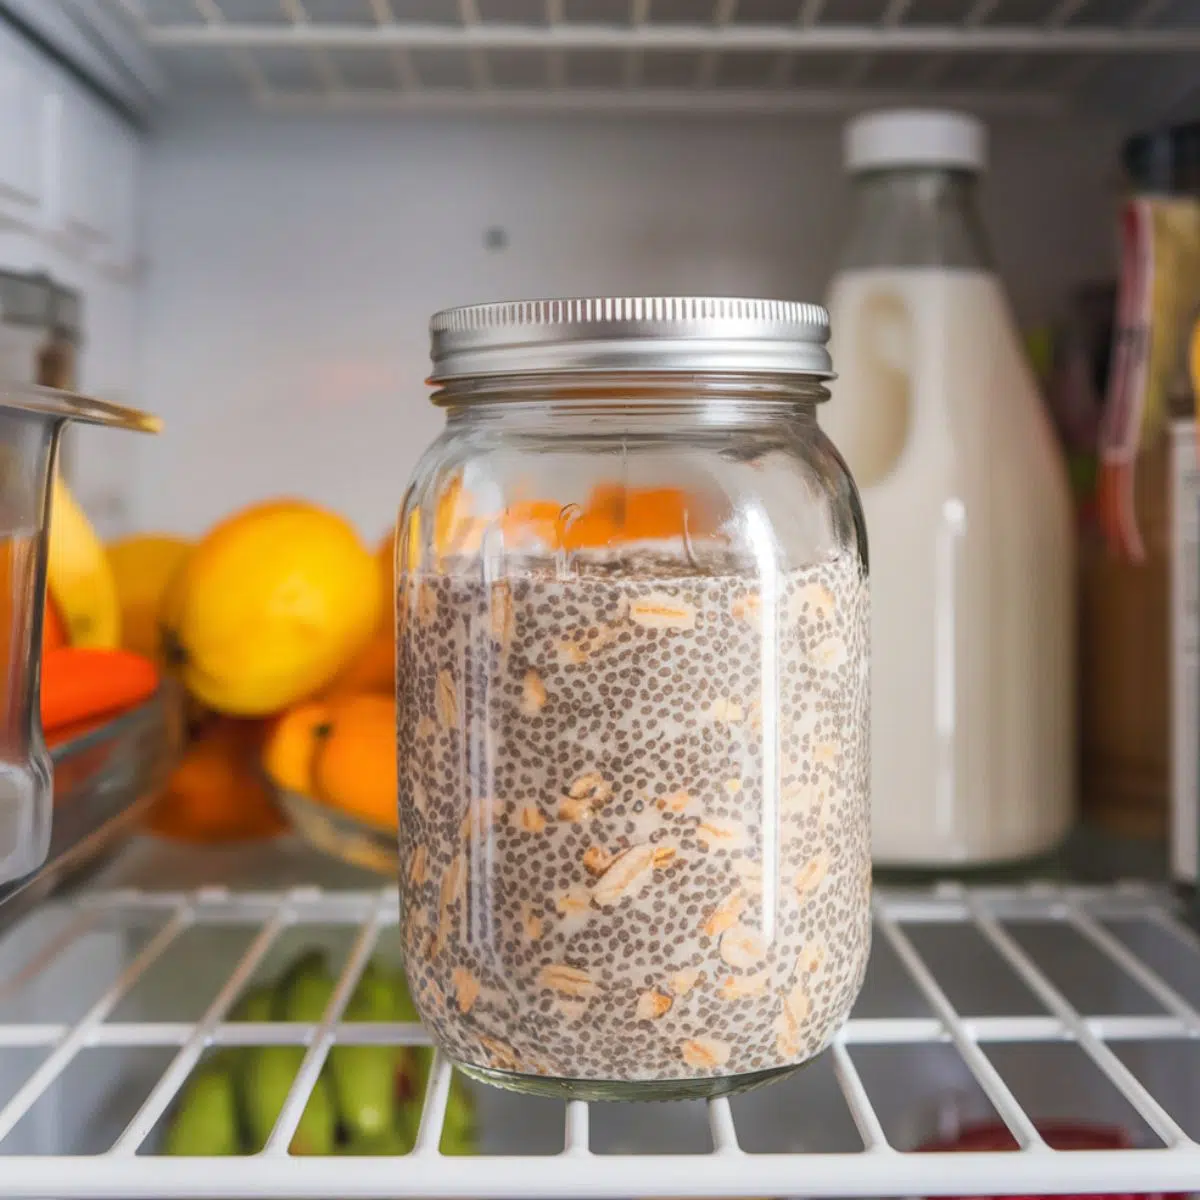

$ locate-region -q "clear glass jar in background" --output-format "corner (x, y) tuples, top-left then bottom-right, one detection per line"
(822, 111), (1075, 870)
(0, 271), (53, 386)
(0, 384), (158, 886)
(395, 298), (871, 1101)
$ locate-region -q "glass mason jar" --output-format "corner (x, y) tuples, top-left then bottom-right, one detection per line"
(395, 297), (871, 1101)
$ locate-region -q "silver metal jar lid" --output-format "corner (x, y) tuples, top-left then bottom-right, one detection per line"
(428, 296), (833, 383)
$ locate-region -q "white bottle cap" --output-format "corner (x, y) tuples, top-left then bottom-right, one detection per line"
(844, 109), (987, 173)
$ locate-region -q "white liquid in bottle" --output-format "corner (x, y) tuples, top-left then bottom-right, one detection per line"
(820, 108), (1076, 869)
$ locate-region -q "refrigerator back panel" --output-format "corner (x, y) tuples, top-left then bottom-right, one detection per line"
(132, 112), (1120, 539)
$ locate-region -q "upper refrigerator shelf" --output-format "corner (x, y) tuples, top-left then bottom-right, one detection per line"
(45, 0), (1200, 121)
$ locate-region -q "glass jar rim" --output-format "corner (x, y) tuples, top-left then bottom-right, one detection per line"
(428, 296), (834, 384)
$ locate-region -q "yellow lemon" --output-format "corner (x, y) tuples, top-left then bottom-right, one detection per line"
(108, 534), (191, 660)
(325, 632), (393, 698)
(161, 500), (381, 716)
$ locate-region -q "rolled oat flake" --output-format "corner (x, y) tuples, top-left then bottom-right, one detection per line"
(396, 296), (870, 1101)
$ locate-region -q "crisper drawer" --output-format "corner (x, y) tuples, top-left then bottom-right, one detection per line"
(0, 879), (1199, 1197)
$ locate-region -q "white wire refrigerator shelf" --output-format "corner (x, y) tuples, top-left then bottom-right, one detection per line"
(51, 0), (1200, 121)
(0, 879), (1200, 1195)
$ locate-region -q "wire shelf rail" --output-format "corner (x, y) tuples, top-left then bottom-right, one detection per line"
(0, 880), (1198, 1195)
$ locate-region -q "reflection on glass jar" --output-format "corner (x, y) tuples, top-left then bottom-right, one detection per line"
(396, 297), (871, 1101)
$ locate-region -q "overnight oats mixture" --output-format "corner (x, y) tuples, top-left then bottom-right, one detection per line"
(396, 553), (870, 1086)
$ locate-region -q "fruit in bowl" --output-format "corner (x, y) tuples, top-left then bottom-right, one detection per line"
(148, 716), (287, 844)
(159, 500), (381, 717)
(264, 690), (397, 850)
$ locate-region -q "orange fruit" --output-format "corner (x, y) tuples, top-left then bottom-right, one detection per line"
(42, 593), (67, 655)
(325, 632), (393, 697)
(564, 484), (716, 548)
(404, 473), (488, 568)
(261, 701), (332, 796)
(433, 474), (473, 556)
(312, 693), (397, 832)
(149, 719), (287, 843)
(415, 484), (716, 555)
(0, 558), (70, 658)
(501, 499), (562, 548)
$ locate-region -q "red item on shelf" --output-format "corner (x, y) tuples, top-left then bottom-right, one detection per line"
(40, 647), (159, 733)
(917, 1120), (1180, 1200)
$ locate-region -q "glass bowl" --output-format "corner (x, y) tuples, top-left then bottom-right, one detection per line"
(275, 787), (397, 877)
(0, 381), (159, 884)
(0, 686), (179, 921)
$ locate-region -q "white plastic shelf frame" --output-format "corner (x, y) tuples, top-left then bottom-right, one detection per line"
(63, 0), (1200, 121)
(0, 882), (1199, 1195)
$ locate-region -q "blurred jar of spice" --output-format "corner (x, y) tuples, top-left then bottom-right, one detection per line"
(1078, 121), (1200, 840)
(1079, 436), (1171, 838)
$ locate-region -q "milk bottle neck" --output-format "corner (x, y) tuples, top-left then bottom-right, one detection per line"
(838, 167), (993, 273)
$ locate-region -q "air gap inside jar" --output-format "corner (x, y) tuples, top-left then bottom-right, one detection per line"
(396, 297), (871, 1101)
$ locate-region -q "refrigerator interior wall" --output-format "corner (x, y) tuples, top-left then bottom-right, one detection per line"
(133, 107), (1123, 538)
(0, 4), (1132, 540)
(0, 16), (140, 537)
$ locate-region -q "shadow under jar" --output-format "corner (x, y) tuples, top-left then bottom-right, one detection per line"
(396, 297), (871, 1101)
